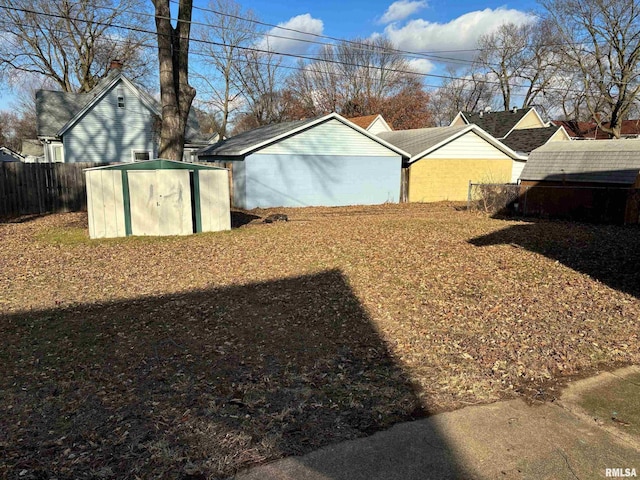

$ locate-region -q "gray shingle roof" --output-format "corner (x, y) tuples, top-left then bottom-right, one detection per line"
(522, 140), (640, 184)
(198, 117), (320, 157)
(500, 126), (561, 154)
(36, 90), (92, 137)
(378, 126), (469, 158)
(462, 108), (532, 138)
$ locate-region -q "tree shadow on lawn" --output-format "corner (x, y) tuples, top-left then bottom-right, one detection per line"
(469, 220), (640, 299)
(0, 270), (468, 479)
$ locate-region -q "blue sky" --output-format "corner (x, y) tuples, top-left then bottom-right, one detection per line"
(0, 0), (541, 108)
(193, 0), (541, 81)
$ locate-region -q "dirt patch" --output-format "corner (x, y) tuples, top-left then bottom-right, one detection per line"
(1, 203), (639, 478)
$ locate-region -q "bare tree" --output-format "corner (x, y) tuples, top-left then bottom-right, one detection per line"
(541, 0), (640, 138)
(233, 45), (286, 131)
(285, 37), (424, 119)
(194, 0), (258, 138)
(0, 0), (153, 93)
(152, 0), (196, 161)
(475, 21), (561, 111)
(428, 66), (498, 125)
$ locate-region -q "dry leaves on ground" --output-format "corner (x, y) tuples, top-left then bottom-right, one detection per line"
(0, 203), (638, 479)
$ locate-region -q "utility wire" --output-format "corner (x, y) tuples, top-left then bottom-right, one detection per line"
(0, 4), (612, 96)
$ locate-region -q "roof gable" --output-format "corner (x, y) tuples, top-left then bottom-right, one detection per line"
(57, 75), (160, 136)
(346, 114), (392, 132)
(36, 72), (207, 144)
(455, 107), (540, 138)
(198, 113), (409, 158)
(379, 124), (526, 163)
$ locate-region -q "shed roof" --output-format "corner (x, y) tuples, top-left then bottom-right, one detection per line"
(84, 159), (228, 171)
(198, 113), (409, 158)
(522, 140), (640, 184)
(500, 126), (563, 153)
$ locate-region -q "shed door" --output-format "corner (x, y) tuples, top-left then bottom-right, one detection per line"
(128, 170), (193, 236)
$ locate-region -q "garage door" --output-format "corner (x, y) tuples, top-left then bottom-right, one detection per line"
(244, 154), (402, 208)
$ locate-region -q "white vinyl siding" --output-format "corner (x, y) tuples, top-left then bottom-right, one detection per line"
(368, 117), (391, 134)
(511, 160), (526, 183)
(426, 131), (513, 160)
(259, 119), (398, 157)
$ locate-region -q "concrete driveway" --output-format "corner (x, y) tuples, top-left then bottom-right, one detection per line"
(233, 366), (640, 480)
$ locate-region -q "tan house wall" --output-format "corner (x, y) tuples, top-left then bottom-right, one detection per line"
(513, 110), (545, 130)
(408, 158), (513, 202)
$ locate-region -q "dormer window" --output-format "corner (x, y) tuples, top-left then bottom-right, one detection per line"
(117, 88), (125, 108)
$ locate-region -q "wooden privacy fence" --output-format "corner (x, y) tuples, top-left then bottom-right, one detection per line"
(0, 162), (110, 219)
(468, 182), (640, 224)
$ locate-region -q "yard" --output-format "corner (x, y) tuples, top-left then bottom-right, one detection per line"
(1, 203), (638, 479)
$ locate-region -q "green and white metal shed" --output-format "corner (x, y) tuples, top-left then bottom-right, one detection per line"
(85, 159), (230, 239)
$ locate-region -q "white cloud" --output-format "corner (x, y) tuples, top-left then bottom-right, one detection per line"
(379, 0), (427, 24)
(384, 8), (536, 61)
(406, 58), (435, 74)
(259, 14), (324, 56)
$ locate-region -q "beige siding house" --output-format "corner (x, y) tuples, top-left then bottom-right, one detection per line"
(379, 125), (526, 202)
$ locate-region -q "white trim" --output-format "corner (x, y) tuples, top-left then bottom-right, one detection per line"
(407, 124), (528, 164)
(56, 75), (160, 136)
(236, 113), (411, 158)
(49, 142), (64, 163)
(0, 146), (24, 161)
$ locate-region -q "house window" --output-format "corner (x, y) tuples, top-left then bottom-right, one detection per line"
(132, 150), (151, 162)
(51, 143), (64, 163)
(117, 88), (125, 108)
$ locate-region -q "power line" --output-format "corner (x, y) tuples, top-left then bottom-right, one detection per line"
(53, 0), (483, 67)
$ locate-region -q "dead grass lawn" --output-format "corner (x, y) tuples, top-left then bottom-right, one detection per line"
(1, 203), (638, 479)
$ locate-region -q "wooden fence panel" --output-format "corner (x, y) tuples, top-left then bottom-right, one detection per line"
(0, 162), (111, 219)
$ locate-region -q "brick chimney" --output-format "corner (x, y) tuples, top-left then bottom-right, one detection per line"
(109, 59), (123, 71)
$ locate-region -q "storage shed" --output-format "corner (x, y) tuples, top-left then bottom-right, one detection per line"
(85, 159), (230, 238)
(379, 125), (526, 202)
(197, 113), (409, 209)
